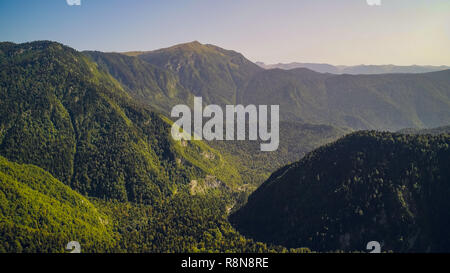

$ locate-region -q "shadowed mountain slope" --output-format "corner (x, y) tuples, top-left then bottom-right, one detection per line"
(231, 131), (450, 252)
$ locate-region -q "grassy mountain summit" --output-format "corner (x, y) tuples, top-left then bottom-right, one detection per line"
(230, 131), (450, 252)
(128, 41), (262, 105)
(257, 62), (450, 75)
(0, 41), (241, 204)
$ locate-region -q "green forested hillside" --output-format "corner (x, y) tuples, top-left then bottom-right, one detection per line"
(209, 122), (350, 195)
(231, 131), (450, 252)
(86, 43), (349, 192)
(0, 41), (241, 204)
(0, 156), (116, 253)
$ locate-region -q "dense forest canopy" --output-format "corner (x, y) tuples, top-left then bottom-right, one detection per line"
(231, 131), (450, 252)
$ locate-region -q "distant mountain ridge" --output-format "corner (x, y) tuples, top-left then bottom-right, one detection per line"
(256, 62), (450, 75)
(0, 155), (116, 252)
(397, 125), (450, 135)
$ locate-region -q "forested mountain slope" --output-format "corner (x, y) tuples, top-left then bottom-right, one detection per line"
(231, 131), (450, 252)
(129, 41), (262, 105)
(209, 122), (350, 193)
(398, 125), (450, 135)
(0, 156), (116, 253)
(84, 51), (194, 115)
(240, 68), (450, 130)
(0, 41), (241, 204)
(2, 40), (449, 253)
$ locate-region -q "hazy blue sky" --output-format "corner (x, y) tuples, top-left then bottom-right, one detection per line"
(1, 0), (449, 65)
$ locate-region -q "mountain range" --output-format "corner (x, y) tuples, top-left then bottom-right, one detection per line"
(1, 40), (450, 252)
(256, 62), (450, 75)
(0, 41), (251, 203)
(240, 67), (450, 130)
(104, 42), (450, 131)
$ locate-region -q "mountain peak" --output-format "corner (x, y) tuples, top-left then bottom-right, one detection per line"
(120, 41), (204, 57)
(184, 40), (202, 46)
(165, 40), (203, 50)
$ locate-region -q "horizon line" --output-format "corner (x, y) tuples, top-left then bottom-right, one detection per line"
(2, 39), (449, 68)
